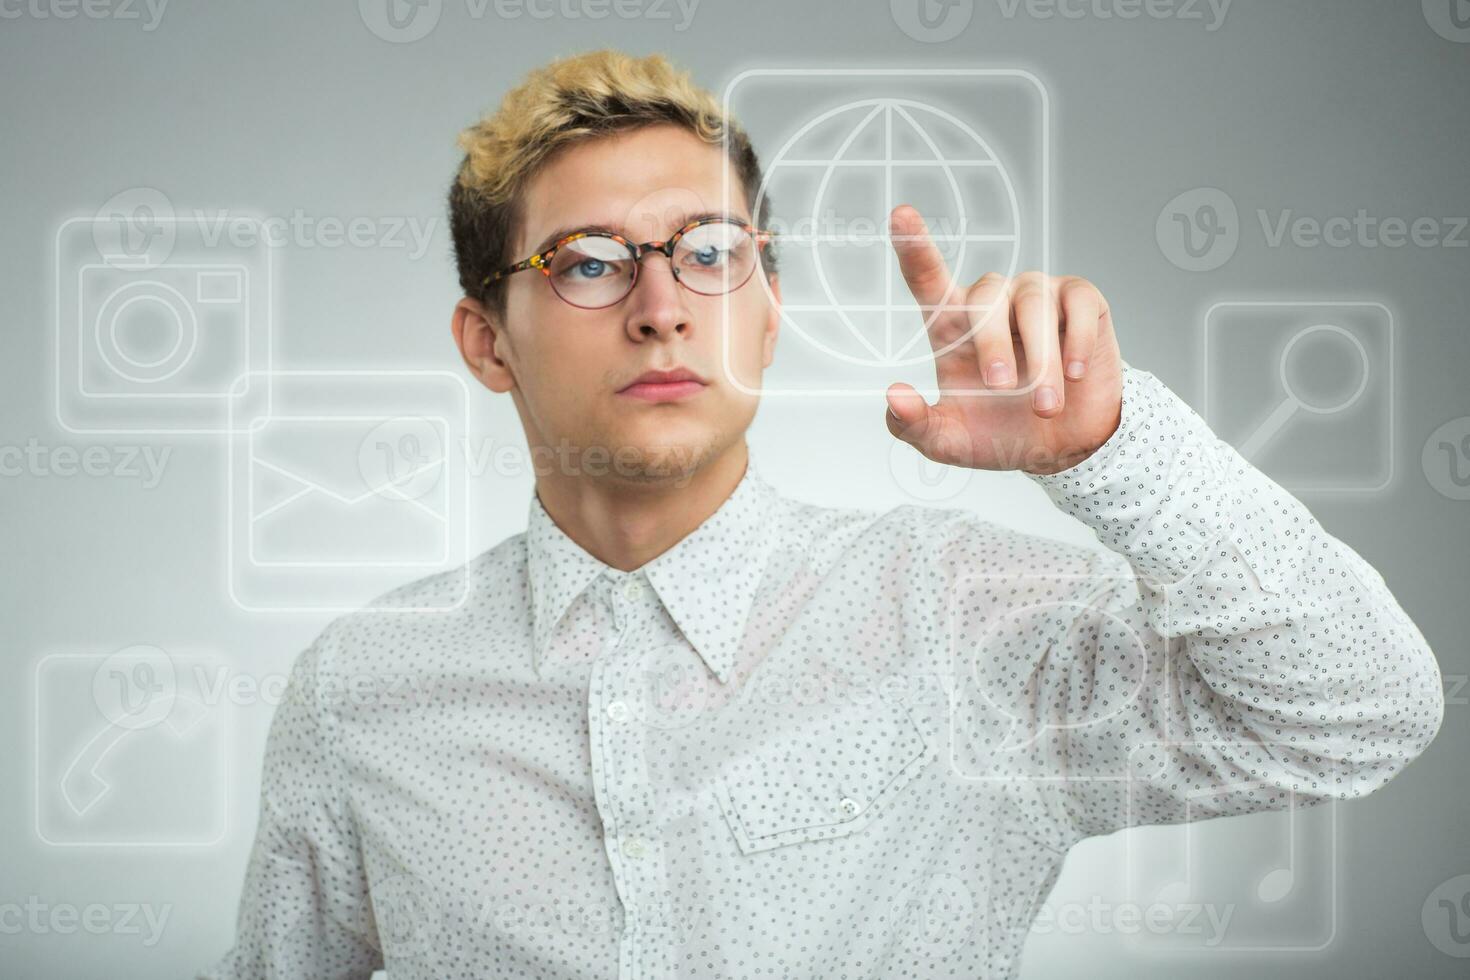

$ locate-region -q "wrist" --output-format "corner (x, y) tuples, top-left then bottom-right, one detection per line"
(1021, 398), (1124, 476)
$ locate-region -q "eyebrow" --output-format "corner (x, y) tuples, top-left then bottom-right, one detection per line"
(529, 210), (748, 255)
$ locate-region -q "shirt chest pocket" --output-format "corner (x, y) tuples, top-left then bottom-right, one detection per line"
(712, 696), (933, 855)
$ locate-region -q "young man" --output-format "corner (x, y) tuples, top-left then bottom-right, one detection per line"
(205, 50), (1444, 979)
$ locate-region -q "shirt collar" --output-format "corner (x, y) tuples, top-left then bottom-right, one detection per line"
(525, 452), (778, 685)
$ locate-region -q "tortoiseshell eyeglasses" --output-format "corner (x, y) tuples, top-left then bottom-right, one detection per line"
(481, 216), (775, 310)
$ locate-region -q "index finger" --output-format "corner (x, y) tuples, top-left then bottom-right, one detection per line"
(889, 205), (960, 314)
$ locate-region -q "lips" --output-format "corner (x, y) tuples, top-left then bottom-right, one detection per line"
(618, 367), (708, 403)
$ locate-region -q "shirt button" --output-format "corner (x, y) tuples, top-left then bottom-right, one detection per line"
(621, 835), (648, 859)
(605, 700), (630, 723)
(622, 579), (645, 601)
(839, 797), (861, 818)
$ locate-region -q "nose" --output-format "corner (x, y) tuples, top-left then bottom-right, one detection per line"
(623, 252), (691, 341)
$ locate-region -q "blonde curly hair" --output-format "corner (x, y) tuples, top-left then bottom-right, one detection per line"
(448, 49), (775, 312)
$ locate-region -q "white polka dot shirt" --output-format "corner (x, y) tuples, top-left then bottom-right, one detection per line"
(203, 363), (1445, 979)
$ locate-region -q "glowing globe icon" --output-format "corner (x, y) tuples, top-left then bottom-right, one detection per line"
(756, 98), (1023, 368)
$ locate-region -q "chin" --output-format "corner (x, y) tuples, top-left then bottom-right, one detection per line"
(604, 430), (727, 485)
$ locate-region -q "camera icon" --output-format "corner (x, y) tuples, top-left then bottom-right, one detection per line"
(78, 263), (249, 392)
(54, 197), (273, 434)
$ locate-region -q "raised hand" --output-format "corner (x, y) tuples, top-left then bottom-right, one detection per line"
(883, 205), (1124, 475)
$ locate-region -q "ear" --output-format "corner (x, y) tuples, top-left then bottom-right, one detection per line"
(760, 273), (781, 369)
(452, 295), (517, 394)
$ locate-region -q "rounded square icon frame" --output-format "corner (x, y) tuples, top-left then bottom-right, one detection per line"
(720, 67), (1051, 398)
(1201, 300), (1395, 493)
(52, 214), (276, 436)
(32, 650), (230, 848)
(1119, 739), (1343, 954)
(224, 368), (475, 615)
(943, 564), (1172, 785)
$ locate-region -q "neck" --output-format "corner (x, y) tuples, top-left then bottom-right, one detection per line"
(531, 441), (749, 572)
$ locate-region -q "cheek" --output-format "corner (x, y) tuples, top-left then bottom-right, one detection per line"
(722, 295), (773, 384)
(518, 299), (610, 380)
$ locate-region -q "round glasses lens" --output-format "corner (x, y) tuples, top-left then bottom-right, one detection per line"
(673, 223), (757, 295)
(546, 236), (636, 308)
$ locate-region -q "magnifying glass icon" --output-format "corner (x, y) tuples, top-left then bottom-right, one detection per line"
(1237, 324), (1371, 461)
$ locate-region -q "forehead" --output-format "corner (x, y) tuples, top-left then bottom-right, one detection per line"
(518, 124), (747, 250)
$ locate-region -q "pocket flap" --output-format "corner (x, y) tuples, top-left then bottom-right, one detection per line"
(714, 697), (931, 854)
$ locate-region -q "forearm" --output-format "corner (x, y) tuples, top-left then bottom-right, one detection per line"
(1031, 364), (1445, 796)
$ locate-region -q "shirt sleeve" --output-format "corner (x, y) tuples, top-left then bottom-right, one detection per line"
(200, 628), (382, 980)
(942, 362), (1445, 842)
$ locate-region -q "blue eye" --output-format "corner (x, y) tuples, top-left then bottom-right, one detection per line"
(572, 258), (607, 279)
(690, 246), (725, 267)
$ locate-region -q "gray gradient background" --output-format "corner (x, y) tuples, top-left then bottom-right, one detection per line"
(3, 0), (1468, 977)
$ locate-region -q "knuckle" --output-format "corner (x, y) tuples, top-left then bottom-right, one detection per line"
(967, 275), (1007, 299)
(964, 277), (1003, 304)
(1059, 277), (1096, 300)
(1013, 285), (1050, 310)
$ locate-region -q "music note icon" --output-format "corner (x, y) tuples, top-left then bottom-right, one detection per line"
(1122, 756), (1341, 952)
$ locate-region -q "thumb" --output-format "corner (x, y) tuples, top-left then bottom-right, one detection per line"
(886, 383), (977, 467)
(886, 382), (930, 427)
(885, 382), (946, 452)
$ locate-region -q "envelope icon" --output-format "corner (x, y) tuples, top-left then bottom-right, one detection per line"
(247, 415), (449, 568)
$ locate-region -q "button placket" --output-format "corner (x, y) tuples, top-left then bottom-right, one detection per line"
(587, 576), (673, 979)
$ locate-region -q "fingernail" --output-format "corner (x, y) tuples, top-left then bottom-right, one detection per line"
(985, 361), (1014, 386)
(1034, 386), (1058, 412)
(1066, 360), (1086, 380)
